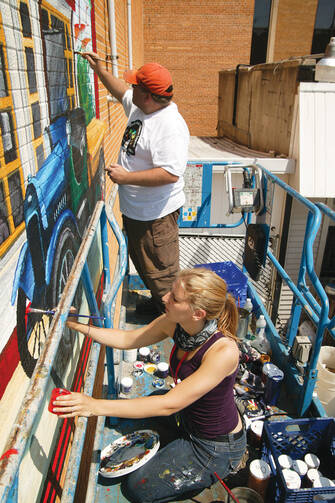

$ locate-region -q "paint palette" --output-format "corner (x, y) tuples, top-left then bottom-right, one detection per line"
(99, 430), (160, 478)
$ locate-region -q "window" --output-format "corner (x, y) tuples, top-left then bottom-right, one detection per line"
(25, 47), (37, 93)
(0, 45), (8, 98)
(35, 143), (44, 170)
(31, 102), (41, 139)
(20, 2), (32, 38)
(0, 111), (17, 164)
(250, 0), (272, 65)
(311, 0), (335, 54)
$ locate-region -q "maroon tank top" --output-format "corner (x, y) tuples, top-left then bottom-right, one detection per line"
(170, 331), (239, 438)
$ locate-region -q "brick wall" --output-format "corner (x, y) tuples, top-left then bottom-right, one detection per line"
(143, 0), (255, 136)
(272, 0), (319, 61)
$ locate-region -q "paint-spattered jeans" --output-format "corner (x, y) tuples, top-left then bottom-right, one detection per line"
(122, 414), (247, 503)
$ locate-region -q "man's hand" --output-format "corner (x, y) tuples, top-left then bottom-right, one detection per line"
(105, 164), (130, 185)
(80, 51), (103, 71)
(105, 165), (178, 187)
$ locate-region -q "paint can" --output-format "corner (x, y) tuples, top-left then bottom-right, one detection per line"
(121, 377), (133, 394)
(144, 363), (157, 375)
(291, 459), (308, 478)
(304, 453), (320, 470)
(248, 420), (264, 447)
(282, 469), (301, 490)
(152, 378), (164, 389)
(48, 388), (71, 415)
(305, 468), (322, 487)
(157, 362), (169, 378)
(313, 477), (335, 488)
(263, 365), (284, 405)
(248, 459), (271, 500)
(123, 349), (138, 362)
(278, 454), (292, 470)
(132, 361), (144, 377)
(138, 347), (150, 362)
(150, 350), (160, 364)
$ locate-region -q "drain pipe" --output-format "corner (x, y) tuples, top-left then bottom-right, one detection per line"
(107, 0), (118, 77)
(127, 0), (133, 69)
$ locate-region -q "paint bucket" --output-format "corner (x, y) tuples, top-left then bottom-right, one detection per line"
(138, 347), (150, 362)
(305, 468), (322, 487)
(248, 420), (264, 447)
(157, 362), (169, 378)
(316, 346), (335, 416)
(150, 349), (160, 364)
(304, 453), (320, 470)
(48, 388), (71, 415)
(282, 469), (301, 490)
(263, 364), (284, 405)
(225, 486), (264, 503)
(291, 459), (308, 478)
(121, 377), (133, 394)
(123, 349), (138, 362)
(247, 459), (271, 500)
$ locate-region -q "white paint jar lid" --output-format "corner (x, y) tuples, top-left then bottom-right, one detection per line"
(307, 468), (322, 482)
(121, 377), (133, 386)
(304, 453), (320, 469)
(250, 420), (264, 437)
(249, 459), (271, 479)
(278, 454), (293, 469)
(282, 469), (301, 489)
(157, 362), (169, 371)
(313, 477), (335, 488)
(139, 347), (150, 356)
(291, 459), (308, 477)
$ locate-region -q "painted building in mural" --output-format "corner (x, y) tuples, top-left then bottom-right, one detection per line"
(0, 0), (106, 459)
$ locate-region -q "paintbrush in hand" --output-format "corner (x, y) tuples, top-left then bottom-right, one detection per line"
(74, 51), (112, 63)
(27, 307), (105, 320)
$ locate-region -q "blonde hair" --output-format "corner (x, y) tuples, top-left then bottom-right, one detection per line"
(177, 268), (239, 341)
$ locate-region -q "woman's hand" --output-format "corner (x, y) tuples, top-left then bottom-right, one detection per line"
(66, 306), (78, 329)
(53, 391), (97, 418)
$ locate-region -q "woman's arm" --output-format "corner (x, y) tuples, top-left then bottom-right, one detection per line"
(66, 313), (175, 349)
(53, 338), (239, 418)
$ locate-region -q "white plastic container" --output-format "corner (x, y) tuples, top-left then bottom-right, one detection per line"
(123, 349), (138, 362)
(256, 315), (266, 338)
(252, 315), (271, 354)
(316, 346), (335, 416)
(121, 377), (133, 393)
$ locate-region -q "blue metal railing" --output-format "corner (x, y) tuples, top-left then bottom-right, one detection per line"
(250, 165), (331, 415)
(0, 188), (127, 503)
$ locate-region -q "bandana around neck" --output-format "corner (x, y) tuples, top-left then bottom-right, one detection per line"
(173, 319), (218, 351)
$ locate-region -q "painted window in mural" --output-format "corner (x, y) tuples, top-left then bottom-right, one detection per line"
(19, 2), (32, 38)
(0, 45), (8, 97)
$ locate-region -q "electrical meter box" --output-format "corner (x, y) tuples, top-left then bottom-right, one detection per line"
(232, 188), (260, 213)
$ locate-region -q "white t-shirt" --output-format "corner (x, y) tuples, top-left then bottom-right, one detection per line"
(117, 89), (190, 221)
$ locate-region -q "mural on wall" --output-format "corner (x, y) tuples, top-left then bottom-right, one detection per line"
(0, 0), (105, 455)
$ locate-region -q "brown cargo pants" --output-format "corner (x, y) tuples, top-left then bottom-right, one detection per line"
(123, 209), (180, 311)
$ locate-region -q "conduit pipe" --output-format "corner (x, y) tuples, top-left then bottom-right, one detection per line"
(127, 0), (133, 69)
(107, 0), (118, 77)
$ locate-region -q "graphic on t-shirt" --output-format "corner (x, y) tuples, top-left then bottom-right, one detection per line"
(121, 120), (142, 155)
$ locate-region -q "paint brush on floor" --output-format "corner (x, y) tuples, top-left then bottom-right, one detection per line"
(74, 51), (112, 63)
(27, 307), (105, 320)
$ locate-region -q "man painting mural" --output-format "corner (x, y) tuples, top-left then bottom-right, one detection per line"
(82, 53), (190, 314)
